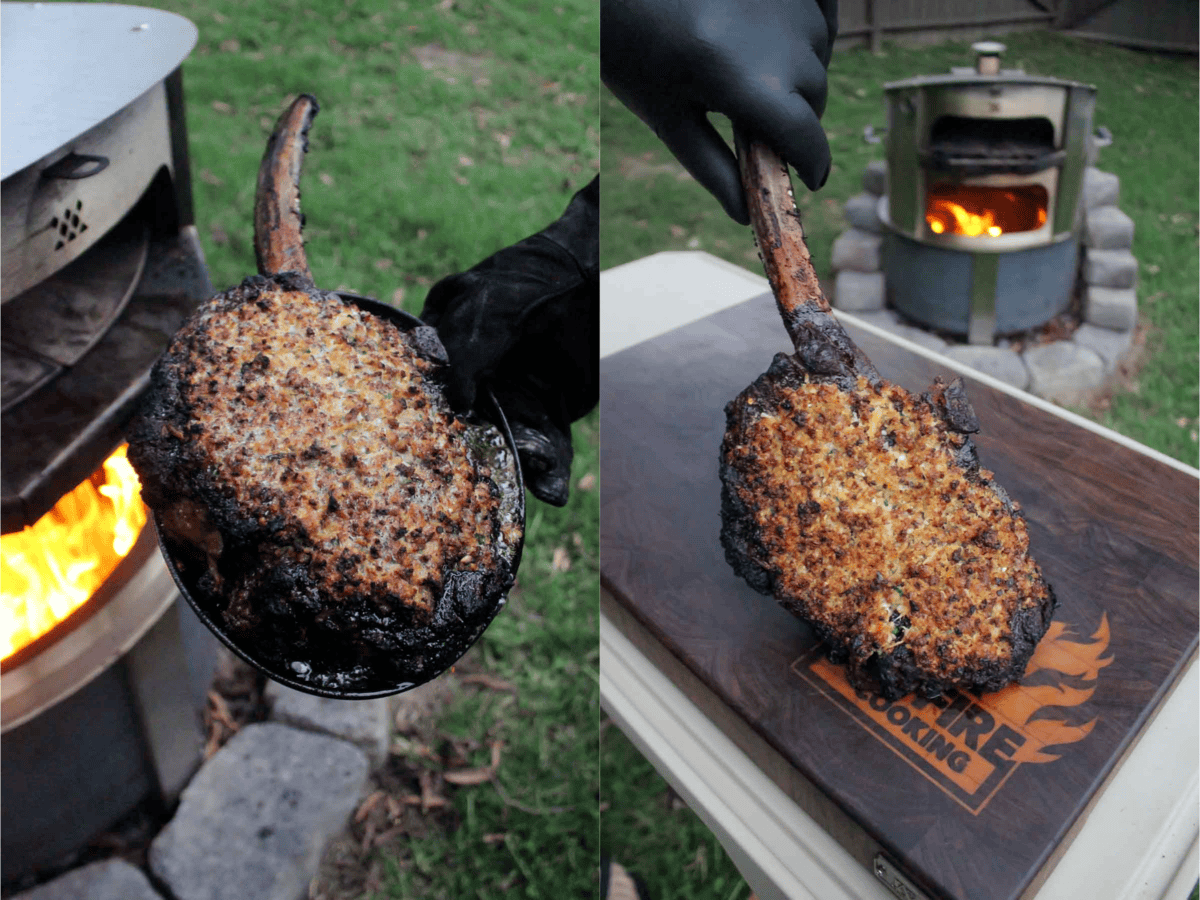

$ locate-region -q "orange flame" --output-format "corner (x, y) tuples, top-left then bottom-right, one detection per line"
(0, 445), (146, 660)
(985, 614), (1113, 764)
(926, 183), (1049, 237)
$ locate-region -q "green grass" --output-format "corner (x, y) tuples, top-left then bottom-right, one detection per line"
(600, 30), (1199, 468)
(377, 411), (599, 898)
(137, 0), (597, 315)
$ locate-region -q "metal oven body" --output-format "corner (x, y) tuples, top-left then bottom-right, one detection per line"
(878, 43), (1099, 344)
(1, 3), (218, 884)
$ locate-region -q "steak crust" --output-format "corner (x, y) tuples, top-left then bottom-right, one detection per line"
(720, 352), (1057, 700)
(128, 273), (521, 687)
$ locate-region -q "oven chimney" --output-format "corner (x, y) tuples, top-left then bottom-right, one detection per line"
(973, 41), (1004, 76)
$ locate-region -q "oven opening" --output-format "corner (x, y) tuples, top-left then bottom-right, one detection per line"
(929, 115), (1056, 157)
(926, 183), (1049, 237)
(1, 444), (146, 663)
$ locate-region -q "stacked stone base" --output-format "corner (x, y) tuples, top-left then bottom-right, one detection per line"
(831, 160), (1138, 406)
(13, 659), (395, 900)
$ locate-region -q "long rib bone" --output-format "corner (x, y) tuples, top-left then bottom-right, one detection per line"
(254, 94), (319, 282)
(734, 131), (881, 388)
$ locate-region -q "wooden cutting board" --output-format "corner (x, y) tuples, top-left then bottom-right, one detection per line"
(599, 292), (1198, 900)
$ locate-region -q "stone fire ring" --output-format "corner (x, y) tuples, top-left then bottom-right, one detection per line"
(831, 158), (1138, 407)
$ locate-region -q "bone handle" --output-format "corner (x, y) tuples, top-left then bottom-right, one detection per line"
(254, 94), (318, 282)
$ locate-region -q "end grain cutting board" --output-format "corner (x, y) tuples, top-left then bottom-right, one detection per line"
(599, 291), (1198, 900)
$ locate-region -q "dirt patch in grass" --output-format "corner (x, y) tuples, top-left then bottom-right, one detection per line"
(618, 153), (692, 181)
(410, 42), (491, 84)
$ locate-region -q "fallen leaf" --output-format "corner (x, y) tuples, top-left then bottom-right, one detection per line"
(576, 472), (596, 491)
(320, 172), (334, 186)
(453, 174), (470, 186)
(483, 832), (507, 845)
(1146, 263), (1160, 275)
(199, 169), (224, 186)
(669, 225), (686, 239)
(210, 224), (229, 246)
(417, 229), (429, 241)
(391, 287), (407, 306)
(212, 11), (228, 23)
(489, 741), (502, 769)
(443, 767), (493, 786)
(377, 795), (399, 822)
(374, 258), (393, 271)
(419, 770), (446, 812)
(355, 790), (387, 823)
(1176, 417), (1190, 428)
(259, 116), (273, 130)
(219, 38), (240, 52)
(551, 546), (571, 573)
(458, 155), (474, 167)
(212, 100), (233, 114)
(460, 673), (517, 692)
(389, 737), (438, 760)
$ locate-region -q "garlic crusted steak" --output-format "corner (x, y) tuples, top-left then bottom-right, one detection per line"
(127, 274), (521, 684)
(720, 353), (1056, 699)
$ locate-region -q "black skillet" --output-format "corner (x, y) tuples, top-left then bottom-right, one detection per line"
(152, 95), (525, 698)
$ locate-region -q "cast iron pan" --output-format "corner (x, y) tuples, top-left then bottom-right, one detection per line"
(152, 95), (525, 698)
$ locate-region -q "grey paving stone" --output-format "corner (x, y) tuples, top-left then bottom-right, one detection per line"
(12, 860), (163, 900)
(832, 270), (886, 312)
(1083, 248), (1138, 289)
(265, 681), (391, 766)
(1072, 323), (1135, 375)
(863, 159), (888, 197)
(844, 193), (883, 233)
(831, 229), (882, 272)
(1084, 285), (1138, 331)
(1023, 342), (1106, 404)
(842, 307), (900, 330)
(150, 722), (369, 900)
(1085, 205), (1135, 250)
(1083, 167), (1119, 210)
(944, 345), (1030, 390)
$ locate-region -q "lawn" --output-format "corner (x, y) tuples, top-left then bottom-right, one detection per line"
(600, 29), (1198, 898)
(121, 0), (599, 895)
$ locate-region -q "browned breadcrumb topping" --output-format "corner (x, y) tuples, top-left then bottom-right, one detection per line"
(729, 375), (1050, 680)
(176, 286), (505, 617)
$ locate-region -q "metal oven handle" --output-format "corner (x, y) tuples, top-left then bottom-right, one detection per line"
(41, 153), (110, 180)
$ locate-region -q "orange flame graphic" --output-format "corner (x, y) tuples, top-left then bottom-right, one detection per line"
(985, 615), (1113, 764)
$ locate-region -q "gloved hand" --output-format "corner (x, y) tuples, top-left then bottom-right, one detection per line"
(601, 0), (837, 224)
(421, 177), (598, 507)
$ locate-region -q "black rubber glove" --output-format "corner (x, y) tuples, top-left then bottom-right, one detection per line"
(601, 0), (837, 224)
(421, 177), (598, 507)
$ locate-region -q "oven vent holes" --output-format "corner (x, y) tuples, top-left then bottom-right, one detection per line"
(49, 200), (88, 251)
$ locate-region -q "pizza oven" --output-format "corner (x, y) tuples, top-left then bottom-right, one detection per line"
(878, 42), (1099, 345)
(1, 3), (219, 885)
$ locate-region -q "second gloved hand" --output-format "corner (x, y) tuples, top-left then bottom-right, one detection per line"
(420, 177), (598, 507)
(601, 0), (837, 224)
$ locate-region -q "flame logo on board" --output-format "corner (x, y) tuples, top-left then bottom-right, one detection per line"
(794, 614), (1113, 815)
(991, 616), (1113, 765)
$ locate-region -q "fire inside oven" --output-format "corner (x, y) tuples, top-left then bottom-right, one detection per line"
(1, 446), (146, 664)
(926, 183), (1049, 237)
